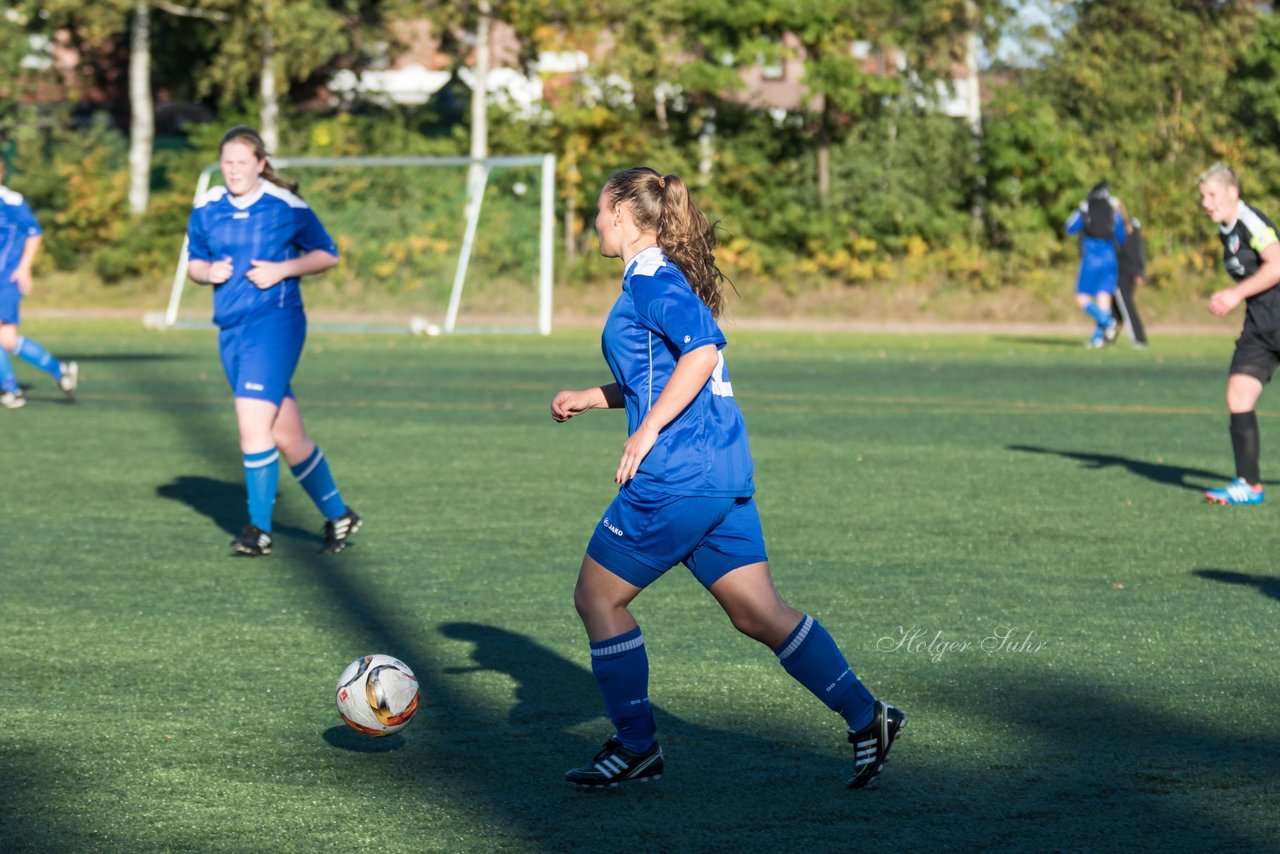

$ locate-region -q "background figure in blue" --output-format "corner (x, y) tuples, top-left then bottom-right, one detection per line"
(185, 126), (361, 555)
(549, 167), (904, 792)
(1065, 181), (1127, 348)
(0, 157), (78, 409)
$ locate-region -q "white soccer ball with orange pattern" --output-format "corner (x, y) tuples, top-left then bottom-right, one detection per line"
(335, 654), (420, 736)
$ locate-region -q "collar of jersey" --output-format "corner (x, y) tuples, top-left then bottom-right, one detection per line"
(228, 180), (266, 210)
(1220, 200), (1246, 235)
(623, 246), (664, 281)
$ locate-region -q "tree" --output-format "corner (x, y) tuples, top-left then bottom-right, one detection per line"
(655, 0), (1009, 207)
(1025, 0), (1255, 255)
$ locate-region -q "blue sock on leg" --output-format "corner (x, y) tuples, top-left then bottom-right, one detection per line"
(776, 615), (877, 731)
(590, 626), (656, 752)
(290, 445), (347, 521)
(1082, 303), (1112, 327)
(14, 335), (62, 380)
(0, 347), (17, 392)
(243, 449), (279, 532)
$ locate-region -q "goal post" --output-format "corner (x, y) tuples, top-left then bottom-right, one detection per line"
(149, 153), (556, 335)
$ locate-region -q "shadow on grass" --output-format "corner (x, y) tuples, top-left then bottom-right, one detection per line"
(420, 620), (1277, 850)
(993, 336), (1087, 348)
(1008, 444), (1228, 492)
(1193, 568), (1280, 602)
(155, 474), (319, 543)
(5, 542), (1274, 849)
(322, 726), (408, 753)
(4, 379), (74, 406)
(54, 352), (195, 362)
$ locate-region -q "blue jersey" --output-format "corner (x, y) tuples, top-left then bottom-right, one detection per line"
(602, 247), (754, 497)
(0, 186), (43, 288)
(1066, 203), (1126, 296)
(186, 180), (337, 329)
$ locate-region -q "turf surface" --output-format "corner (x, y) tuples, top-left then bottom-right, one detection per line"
(1, 320), (1277, 851)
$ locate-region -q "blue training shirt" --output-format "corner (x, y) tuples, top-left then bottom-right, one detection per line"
(602, 246), (754, 497)
(186, 180), (337, 329)
(1065, 202), (1127, 293)
(0, 186), (43, 288)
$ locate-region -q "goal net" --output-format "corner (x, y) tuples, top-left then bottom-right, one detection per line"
(149, 154), (555, 335)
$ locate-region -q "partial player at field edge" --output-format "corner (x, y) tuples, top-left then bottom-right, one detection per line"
(0, 156), (78, 409)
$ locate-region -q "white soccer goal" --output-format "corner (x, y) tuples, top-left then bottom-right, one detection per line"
(147, 154), (556, 335)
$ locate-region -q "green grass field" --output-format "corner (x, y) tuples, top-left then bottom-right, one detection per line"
(2, 320), (1277, 852)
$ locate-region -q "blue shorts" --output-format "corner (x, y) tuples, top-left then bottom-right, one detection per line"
(218, 309), (306, 405)
(1075, 253), (1118, 298)
(0, 287), (20, 325)
(586, 481), (768, 590)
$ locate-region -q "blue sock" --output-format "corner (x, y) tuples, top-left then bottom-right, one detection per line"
(0, 347), (17, 392)
(14, 335), (62, 380)
(1082, 303), (1111, 326)
(590, 627), (656, 752)
(776, 615), (876, 731)
(243, 449), (280, 532)
(290, 445), (347, 521)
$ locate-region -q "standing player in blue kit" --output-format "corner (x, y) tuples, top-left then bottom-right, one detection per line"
(186, 126), (361, 555)
(0, 156), (78, 409)
(550, 167), (904, 791)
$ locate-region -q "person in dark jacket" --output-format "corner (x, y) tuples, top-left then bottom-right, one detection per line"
(1114, 204), (1148, 348)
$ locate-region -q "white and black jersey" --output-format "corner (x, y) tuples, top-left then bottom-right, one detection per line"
(1219, 199), (1280, 331)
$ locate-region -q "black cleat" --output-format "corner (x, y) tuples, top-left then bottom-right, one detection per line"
(847, 701), (906, 789)
(231, 524), (272, 556)
(321, 508), (362, 554)
(58, 361), (78, 402)
(565, 736), (664, 791)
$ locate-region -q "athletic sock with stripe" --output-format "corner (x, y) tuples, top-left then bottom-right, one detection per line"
(776, 614), (877, 731)
(243, 448), (280, 532)
(590, 626), (656, 753)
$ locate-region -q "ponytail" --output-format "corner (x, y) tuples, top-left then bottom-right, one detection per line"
(604, 167), (730, 317)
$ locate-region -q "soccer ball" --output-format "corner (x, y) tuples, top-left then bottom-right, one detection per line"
(335, 654), (420, 736)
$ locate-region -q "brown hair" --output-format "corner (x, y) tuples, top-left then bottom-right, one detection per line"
(219, 126), (299, 195)
(604, 167), (730, 317)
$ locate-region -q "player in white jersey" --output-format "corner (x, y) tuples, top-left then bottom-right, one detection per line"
(550, 167), (904, 790)
(0, 157), (78, 409)
(185, 127), (361, 554)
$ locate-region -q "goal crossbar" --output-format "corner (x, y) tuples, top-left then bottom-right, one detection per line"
(152, 154), (556, 335)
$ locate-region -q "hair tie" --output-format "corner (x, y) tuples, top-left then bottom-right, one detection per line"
(657, 176), (666, 189)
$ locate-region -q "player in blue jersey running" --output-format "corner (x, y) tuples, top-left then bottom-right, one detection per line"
(0, 157), (78, 409)
(1065, 181), (1127, 348)
(185, 126), (361, 554)
(550, 167), (904, 791)
(1201, 162), (1280, 506)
